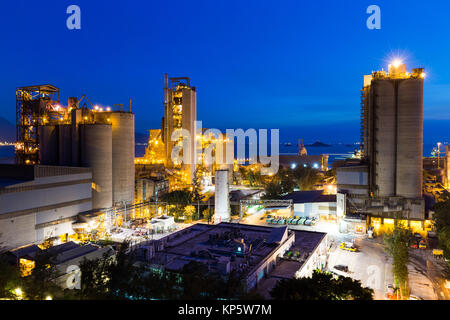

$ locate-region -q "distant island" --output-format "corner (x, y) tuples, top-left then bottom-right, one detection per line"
(305, 141), (332, 147)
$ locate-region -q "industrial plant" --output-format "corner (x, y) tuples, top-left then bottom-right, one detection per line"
(0, 62), (449, 302)
(336, 62), (433, 235)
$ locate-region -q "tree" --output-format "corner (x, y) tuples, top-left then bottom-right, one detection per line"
(433, 197), (450, 264)
(202, 208), (214, 223)
(184, 205), (196, 222)
(22, 251), (64, 300)
(191, 166), (205, 219)
(262, 181), (284, 199)
(270, 270), (373, 300)
(384, 227), (411, 298)
(292, 166), (320, 190)
(78, 242), (129, 299)
(0, 254), (21, 299)
(160, 190), (193, 218)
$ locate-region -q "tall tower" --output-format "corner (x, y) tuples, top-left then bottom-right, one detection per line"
(162, 74), (197, 184)
(445, 145), (450, 189)
(362, 62), (424, 199)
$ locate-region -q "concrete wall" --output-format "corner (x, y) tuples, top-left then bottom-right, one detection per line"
(246, 231), (295, 290)
(293, 202), (336, 218)
(0, 168), (92, 250)
(295, 234), (328, 278)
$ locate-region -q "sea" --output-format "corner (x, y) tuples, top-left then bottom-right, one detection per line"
(0, 143), (440, 166)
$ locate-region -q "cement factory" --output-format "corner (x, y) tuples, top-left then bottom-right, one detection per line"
(336, 62), (432, 234)
(0, 61), (449, 300)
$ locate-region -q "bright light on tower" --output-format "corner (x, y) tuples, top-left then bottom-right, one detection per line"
(392, 59), (402, 68)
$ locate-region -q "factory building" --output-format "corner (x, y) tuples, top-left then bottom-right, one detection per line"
(15, 85), (135, 210)
(280, 190), (337, 221)
(337, 62), (428, 233)
(136, 223), (328, 292)
(0, 165), (92, 251)
(162, 74), (197, 185)
(362, 62), (424, 199)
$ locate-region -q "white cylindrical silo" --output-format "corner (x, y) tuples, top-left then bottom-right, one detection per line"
(80, 124), (113, 209)
(214, 169), (230, 224)
(109, 112), (135, 206)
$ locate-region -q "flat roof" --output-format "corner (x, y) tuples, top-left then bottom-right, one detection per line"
(281, 190), (336, 204)
(147, 223), (288, 277)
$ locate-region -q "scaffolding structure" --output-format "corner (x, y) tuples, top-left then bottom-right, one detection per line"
(360, 88), (365, 157)
(15, 85), (60, 165)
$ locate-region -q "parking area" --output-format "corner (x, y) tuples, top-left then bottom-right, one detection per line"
(241, 213), (447, 300)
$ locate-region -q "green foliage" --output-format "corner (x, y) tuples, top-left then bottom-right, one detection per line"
(191, 166), (205, 202)
(433, 197), (450, 264)
(21, 251), (65, 300)
(160, 189), (192, 205)
(262, 181), (284, 199)
(270, 270), (373, 300)
(292, 166), (320, 190)
(180, 261), (245, 300)
(202, 208), (214, 223)
(383, 227), (411, 298)
(0, 254), (21, 299)
(78, 242), (130, 299)
(262, 166), (321, 199)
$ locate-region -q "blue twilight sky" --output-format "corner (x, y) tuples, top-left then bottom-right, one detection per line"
(0, 0), (449, 144)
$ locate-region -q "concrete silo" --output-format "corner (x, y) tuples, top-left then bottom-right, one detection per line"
(362, 64), (424, 200)
(97, 111), (135, 206)
(39, 125), (58, 165)
(58, 125), (73, 166)
(371, 80), (397, 197)
(396, 77), (423, 198)
(214, 169), (230, 224)
(80, 124), (113, 209)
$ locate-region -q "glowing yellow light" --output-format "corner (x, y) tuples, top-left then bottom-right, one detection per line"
(45, 295), (52, 300)
(421, 72), (426, 79)
(14, 288), (23, 299)
(392, 59), (402, 68)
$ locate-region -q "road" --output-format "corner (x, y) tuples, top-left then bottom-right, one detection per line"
(327, 237), (393, 300)
(240, 213), (448, 300)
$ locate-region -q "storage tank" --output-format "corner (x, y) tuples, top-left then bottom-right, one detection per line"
(39, 125), (58, 165)
(108, 112), (135, 205)
(58, 125), (73, 166)
(214, 169), (230, 223)
(80, 124), (113, 209)
(373, 80), (396, 197)
(396, 78), (423, 198)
